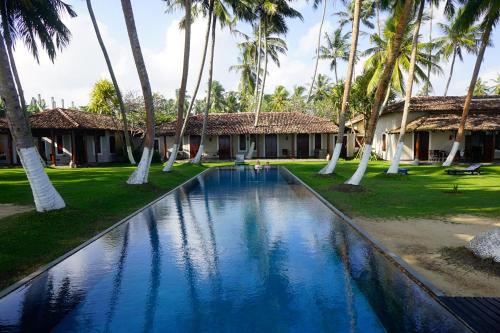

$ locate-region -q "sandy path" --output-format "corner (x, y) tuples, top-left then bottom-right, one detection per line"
(356, 215), (500, 297)
(0, 204), (33, 220)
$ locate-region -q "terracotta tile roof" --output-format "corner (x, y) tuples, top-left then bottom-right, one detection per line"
(384, 96), (500, 114)
(29, 108), (123, 131)
(156, 112), (338, 136)
(389, 111), (500, 133)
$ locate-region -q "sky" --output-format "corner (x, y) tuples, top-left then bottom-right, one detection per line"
(13, 0), (500, 107)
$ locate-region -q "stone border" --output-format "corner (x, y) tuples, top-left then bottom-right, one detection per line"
(0, 167), (212, 299)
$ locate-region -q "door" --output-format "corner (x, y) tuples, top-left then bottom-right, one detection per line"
(483, 134), (495, 162)
(190, 135), (201, 158)
(74, 135), (87, 164)
(265, 134), (278, 158)
(296, 134), (309, 158)
(414, 131), (429, 160)
(218, 135), (231, 160)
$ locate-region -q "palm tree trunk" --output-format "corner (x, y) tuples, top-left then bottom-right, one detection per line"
(319, 0), (362, 175)
(425, 3), (433, 96)
(334, 64), (338, 84)
(253, 18), (263, 109)
(193, 16), (217, 164)
(164, 0), (192, 172)
(388, 0), (425, 174)
(0, 32), (65, 211)
(306, 0), (327, 102)
(87, 0), (136, 165)
(121, 0), (155, 184)
(443, 21), (492, 167)
(347, 0), (414, 185)
(254, 26), (268, 127)
(443, 49), (457, 97)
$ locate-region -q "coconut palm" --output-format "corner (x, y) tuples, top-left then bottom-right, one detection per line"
(0, 0), (75, 211)
(319, 0), (362, 175)
(319, 28), (351, 83)
(362, 15), (441, 98)
(311, 74), (332, 102)
(473, 77), (490, 96)
(435, 18), (481, 96)
(223, 91), (241, 113)
(121, 0), (156, 184)
(87, 0), (136, 165)
(335, 0), (376, 31)
(210, 80), (226, 112)
(269, 85), (289, 112)
(387, 0), (426, 174)
(443, 0), (499, 166)
(163, 0), (193, 172)
(305, 0), (329, 103)
(347, 0), (415, 185)
(253, 0), (302, 126)
(492, 73), (500, 95)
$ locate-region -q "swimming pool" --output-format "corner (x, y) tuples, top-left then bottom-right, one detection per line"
(0, 167), (469, 332)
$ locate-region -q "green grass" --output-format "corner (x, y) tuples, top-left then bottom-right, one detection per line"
(281, 160), (500, 218)
(0, 162), (206, 289)
(0, 160), (499, 290)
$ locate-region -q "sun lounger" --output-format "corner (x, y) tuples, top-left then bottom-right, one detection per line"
(234, 154), (245, 165)
(446, 164), (481, 175)
(383, 168), (409, 175)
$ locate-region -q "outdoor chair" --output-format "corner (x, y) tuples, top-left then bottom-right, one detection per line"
(446, 164), (482, 175)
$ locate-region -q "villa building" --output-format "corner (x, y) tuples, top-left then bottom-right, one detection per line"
(371, 96), (500, 163)
(155, 112), (348, 160)
(0, 108), (129, 166)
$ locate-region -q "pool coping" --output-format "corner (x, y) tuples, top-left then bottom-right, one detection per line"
(0, 167), (212, 299)
(280, 166), (475, 332)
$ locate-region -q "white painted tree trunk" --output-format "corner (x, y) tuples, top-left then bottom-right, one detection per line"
(163, 144), (179, 172)
(346, 144), (372, 185)
(245, 142), (255, 159)
(319, 143), (342, 174)
(18, 147), (65, 212)
(442, 141), (459, 166)
(387, 142), (404, 173)
(192, 144), (204, 164)
(127, 147), (153, 184)
(126, 145), (136, 165)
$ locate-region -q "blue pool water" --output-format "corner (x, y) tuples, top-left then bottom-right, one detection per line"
(0, 167), (468, 332)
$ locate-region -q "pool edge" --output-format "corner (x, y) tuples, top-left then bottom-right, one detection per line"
(0, 167), (213, 300)
(280, 166), (475, 333)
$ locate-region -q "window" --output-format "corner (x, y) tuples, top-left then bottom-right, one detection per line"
(239, 134), (247, 151)
(0, 140), (5, 161)
(315, 134), (322, 150)
(382, 134), (387, 152)
(109, 135), (116, 154)
(496, 133), (500, 150)
(56, 135), (63, 154)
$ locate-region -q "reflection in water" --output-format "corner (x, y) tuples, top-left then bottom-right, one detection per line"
(0, 167), (469, 332)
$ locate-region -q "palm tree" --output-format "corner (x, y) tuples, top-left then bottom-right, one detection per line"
(319, 0), (362, 175)
(121, 0), (156, 184)
(311, 74), (332, 102)
(0, 0), (74, 211)
(335, 0), (376, 31)
(319, 28), (350, 83)
(492, 73), (500, 95)
(363, 17), (441, 97)
(253, 0), (302, 126)
(269, 85), (289, 112)
(387, 0), (426, 174)
(435, 18), (481, 96)
(223, 91), (241, 113)
(210, 80), (226, 112)
(306, 0), (328, 103)
(87, 0), (136, 165)
(164, 0), (193, 172)
(443, 0), (499, 166)
(347, 0), (415, 185)
(473, 77), (490, 96)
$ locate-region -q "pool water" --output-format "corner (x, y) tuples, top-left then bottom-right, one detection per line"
(0, 167), (468, 332)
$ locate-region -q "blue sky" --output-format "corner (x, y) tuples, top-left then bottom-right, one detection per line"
(14, 0), (500, 107)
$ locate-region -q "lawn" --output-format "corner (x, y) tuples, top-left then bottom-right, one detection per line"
(281, 160), (500, 218)
(0, 162), (207, 290)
